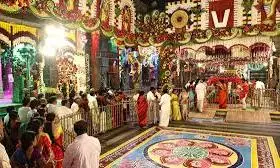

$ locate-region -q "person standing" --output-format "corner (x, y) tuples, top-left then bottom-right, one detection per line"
(241, 79), (249, 110)
(171, 89), (182, 120)
(195, 80), (207, 112)
(147, 87), (157, 124)
(44, 113), (64, 168)
(136, 91), (148, 128)
(179, 88), (189, 120)
(0, 119), (11, 167)
(217, 80), (228, 109)
(255, 80), (265, 108)
(159, 88), (171, 127)
(18, 97), (31, 124)
(47, 96), (58, 114)
(63, 120), (101, 168)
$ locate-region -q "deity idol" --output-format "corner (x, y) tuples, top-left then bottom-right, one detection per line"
(122, 6), (132, 32)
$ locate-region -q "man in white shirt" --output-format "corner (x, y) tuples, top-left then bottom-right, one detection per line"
(57, 100), (75, 131)
(71, 97), (80, 113)
(47, 96), (58, 113)
(56, 99), (73, 118)
(18, 97), (31, 124)
(255, 80), (265, 108)
(87, 89), (99, 130)
(195, 80), (207, 112)
(147, 87), (157, 124)
(159, 88), (171, 127)
(63, 120), (101, 168)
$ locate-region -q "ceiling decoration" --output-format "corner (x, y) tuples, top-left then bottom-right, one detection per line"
(1, 0), (280, 47)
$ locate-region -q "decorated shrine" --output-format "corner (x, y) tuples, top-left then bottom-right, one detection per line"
(0, 0), (280, 98)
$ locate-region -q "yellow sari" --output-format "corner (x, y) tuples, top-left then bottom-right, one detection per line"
(171, 93), (182, 120)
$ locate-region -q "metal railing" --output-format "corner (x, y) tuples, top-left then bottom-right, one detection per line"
(59, 100), (137, 147)
(204, 88), (278, 110)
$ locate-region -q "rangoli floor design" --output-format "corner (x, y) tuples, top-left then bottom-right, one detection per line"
(100, 127), (280, 168)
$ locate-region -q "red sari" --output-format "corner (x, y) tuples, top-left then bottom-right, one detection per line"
(52, 124), (64, 168)
(218, 84), (228, 109)
(37, 133), (53, 163)
(137, 95), (148, 127)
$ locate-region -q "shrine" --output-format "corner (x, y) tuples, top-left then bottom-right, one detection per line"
(0, 0), (280, 168)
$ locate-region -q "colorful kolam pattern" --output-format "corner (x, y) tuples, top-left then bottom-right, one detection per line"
(100, 127), (280, 168)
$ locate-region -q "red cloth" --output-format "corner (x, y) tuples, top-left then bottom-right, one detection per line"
(137, 96), (148, 127)
(52, 135), (64, 168)
(218, 90), (227, 109)
(218, 85), (228, 109)
(37, 134), (52, 162)
(239, 83), (249, 99)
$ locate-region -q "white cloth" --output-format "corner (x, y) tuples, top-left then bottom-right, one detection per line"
(255, 81), (265, 90)
(147, 91), (157, 124)
(27, 109), (37, 122)
(159, 94), (171, 127)
(3, 114), (9, 125)
(147, 91), (156, 101)
(87, 94), (98, 110)
(47, 104), (57, 114)
(57, 106), (75, 131)
(197, 100), (204, 113)
(63, 134), (101, 168)
(155, 92), (161, 100)
(133, 93), (139, 102)
(57, 99), (62, 107)
(195, 82), (207, 100)
(18, 107), (31, 123)
(0, 143), (11, 168)
(71, 102), (79, 113)
(56, 106), (74, 118)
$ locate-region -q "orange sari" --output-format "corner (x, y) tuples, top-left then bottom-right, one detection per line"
(137, 96), (148, 127)
(218, 84), (228, 109)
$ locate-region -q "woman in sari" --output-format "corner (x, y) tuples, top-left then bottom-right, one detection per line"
(179, 88), (189, 120)
(44, 113), (64, 168)
(27, 118), (54, 166)
(171, 89), (182, 121)
(217, 80), (228, 109)
(137, 91), (148, 127)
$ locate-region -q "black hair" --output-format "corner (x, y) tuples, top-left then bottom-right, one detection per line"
(61, 99), (68, 106)
(74, 120), (88, 136)
(38, 93), (44, 99)
(22, 97), (30, 106)
(81, 93), (87, 99)
(163, 88), (168, 94)
(20, 131), (36, 152)
(26, 119), (43, 135)
(9, 111), (18, 120)
(6, 106), (15, 113)
(139, 91), (145, 96)
(48, 96), (57, 104)
(29, 99), (39, 110)
(44, 113), (56, 143)
(37, 108), (46, 117)
(150, 87), (155, 91)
